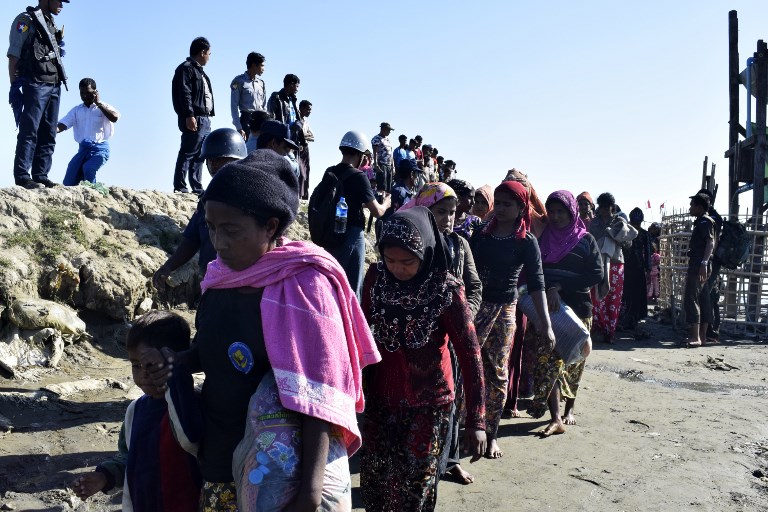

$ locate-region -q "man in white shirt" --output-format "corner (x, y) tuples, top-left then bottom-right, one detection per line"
(57, 77), (119, 185)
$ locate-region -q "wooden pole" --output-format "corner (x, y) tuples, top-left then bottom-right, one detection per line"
(748, 40), (767, 326)
(728, 10), (740, 217)
(752, 40), (767, 218)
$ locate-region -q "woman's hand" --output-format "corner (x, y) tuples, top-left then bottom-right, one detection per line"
(546, 287), (561, 313)
(463, 427), (487, 463)
(539, 323), (556, 353)
(139, 347), (176, 391)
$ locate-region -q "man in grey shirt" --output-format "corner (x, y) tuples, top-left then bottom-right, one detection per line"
(230, 52), (266, 140)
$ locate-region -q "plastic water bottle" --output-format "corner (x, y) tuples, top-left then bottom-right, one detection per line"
(334, 196), (348, 234)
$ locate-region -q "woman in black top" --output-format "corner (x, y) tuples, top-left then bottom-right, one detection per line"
(528, 190), (603, 436)
(470, 180), (554, 459)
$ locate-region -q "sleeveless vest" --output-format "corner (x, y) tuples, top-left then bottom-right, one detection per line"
(18, 8), (59, 84)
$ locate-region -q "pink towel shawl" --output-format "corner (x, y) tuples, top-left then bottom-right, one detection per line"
(201, 240), (381, 455)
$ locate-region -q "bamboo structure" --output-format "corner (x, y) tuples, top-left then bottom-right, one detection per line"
(659, 211), (768, 338)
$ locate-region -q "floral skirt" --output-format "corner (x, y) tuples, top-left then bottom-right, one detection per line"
(474, 301), (517, 436)
(528, 318), (591, 419)
(360, 401), (451, 512)
(592, 262), (624, 339)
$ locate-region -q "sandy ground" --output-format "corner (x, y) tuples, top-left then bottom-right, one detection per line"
(1, 315), (767, 512)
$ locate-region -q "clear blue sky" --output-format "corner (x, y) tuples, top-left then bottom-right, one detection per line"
(1, 1), (767, 220)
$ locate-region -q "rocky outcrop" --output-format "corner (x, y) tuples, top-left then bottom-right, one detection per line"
(0, 185), (376, 325)
(0, 186), (201, 321)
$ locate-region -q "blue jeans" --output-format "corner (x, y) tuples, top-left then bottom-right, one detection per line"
(13, 81), (60, 183)
(63, 140), (110, 185)
(173, 116), (210, 193)
(329, 225), (366, 301)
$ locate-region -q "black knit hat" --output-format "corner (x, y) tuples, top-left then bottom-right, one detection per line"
(203, 149), (298, 235)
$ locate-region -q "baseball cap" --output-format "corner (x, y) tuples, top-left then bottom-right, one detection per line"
(696, 188), (714, 199)
(260, 121), (299, 150)
(380, 122), (394, 130)
(689, 192), (711, 208)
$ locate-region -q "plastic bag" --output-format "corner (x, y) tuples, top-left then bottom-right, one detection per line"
(517, 291), (591, 365)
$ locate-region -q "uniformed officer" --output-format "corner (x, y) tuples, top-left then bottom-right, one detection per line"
(7, 0), (70, 189)
(230, 52), (266, 140)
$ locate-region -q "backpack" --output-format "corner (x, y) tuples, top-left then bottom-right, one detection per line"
(714, 220), (751, 270)
(308, 166), (355, 249)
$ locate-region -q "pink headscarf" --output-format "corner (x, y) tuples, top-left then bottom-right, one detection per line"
(504, 168), (547, 237)
(398, 182), (457, 211)
(474, 185), (494, 220)
(483, 180), (530, 239)
(539, 190), (588, 264)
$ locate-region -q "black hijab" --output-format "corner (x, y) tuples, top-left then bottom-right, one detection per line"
(371, 207), (458, 352)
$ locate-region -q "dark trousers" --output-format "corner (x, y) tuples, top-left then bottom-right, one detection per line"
(375, 163), (393, 192)
(684, 266), (713, 325)
(173, 116), (211, 193)
(706, 260), (722, 336)
(13, 81), (61, 183)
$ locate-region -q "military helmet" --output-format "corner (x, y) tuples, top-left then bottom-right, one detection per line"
(201, 128), (247, 159)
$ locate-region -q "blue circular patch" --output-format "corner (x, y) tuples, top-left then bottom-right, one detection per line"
(228, 342), (254, 374)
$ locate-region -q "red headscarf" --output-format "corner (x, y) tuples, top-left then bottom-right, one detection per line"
(483, 180), (530, 239)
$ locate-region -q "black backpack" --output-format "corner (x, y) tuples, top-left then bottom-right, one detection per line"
(714, 220), (751, 269)
(308, 166), (354, 249)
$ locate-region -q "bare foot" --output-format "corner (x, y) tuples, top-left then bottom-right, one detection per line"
(562, 413), (576, 425)
(540, 420), (566, 437)
(448, 464), (474, 484)
(485, 438), (503, 459)
(685, 339), (702, 347)
(502, 408), (523, 419)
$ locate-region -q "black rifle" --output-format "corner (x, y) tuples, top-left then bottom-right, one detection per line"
(27, 7), (68, 90)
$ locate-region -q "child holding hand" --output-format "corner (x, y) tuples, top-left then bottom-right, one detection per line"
(70, 311), (202, 511)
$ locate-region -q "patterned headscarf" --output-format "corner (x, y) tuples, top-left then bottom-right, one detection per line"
(482, 180), (530, 240)
(372, 207), (457, 351)
(539, 190), (588, 264)
(398, 182), (457, 211)
(503, 168), (547, 237)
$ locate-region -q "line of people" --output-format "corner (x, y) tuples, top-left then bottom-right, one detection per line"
(79, 121), (623, 510)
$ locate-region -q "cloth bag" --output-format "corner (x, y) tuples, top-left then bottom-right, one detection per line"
(232, 371), (352, 511)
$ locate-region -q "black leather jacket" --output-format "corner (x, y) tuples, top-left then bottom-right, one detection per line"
(171, 57), (215, 120)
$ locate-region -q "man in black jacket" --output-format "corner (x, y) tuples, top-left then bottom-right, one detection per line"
(172, 37), (214, 195)
(266, 74), (300, 126)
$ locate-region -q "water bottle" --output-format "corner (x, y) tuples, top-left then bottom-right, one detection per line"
(334, 196), (348, 234)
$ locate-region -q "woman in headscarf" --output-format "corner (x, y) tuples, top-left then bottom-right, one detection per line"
(576, 191), (595, 223)
(503, 168), (547, 237)
(360, 207), (487, 511)
(499, 169), (547, 418)
(621, 207), (651, 332)
(140, 151), (380, 511)
(527, 190), (603, 435)
(471, 185), (494, 221)
(446, 179), (481, 240)
(470, 181), (554, 459)
(588, 192), (638, 343)
(400, 182), (482, 484)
